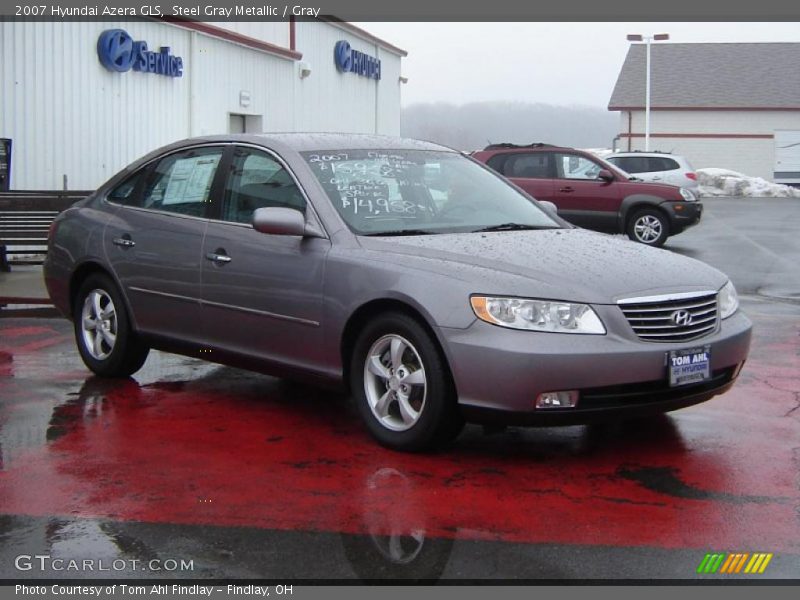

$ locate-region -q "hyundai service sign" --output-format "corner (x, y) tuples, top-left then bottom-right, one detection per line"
(97, 29), (183, 78)
(334, 40), (381, 80)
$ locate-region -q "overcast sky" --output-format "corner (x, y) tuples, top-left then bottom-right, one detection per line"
(356, 22), (800, 108)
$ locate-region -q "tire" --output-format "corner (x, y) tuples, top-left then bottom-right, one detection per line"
(350, 312), (464, 452)
(626, 208), (669, 247)
(73, 273), (149, 377)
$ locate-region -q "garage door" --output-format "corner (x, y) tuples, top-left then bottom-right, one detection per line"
(774, 130), (800, 184)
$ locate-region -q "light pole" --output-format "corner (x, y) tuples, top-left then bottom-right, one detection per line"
(627, 33), (669, 151)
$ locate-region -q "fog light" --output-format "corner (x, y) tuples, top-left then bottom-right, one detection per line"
(535, 391), (579, 409)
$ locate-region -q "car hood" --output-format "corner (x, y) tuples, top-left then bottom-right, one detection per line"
(623, 179), (683, 194)
(357, 229), (727, 304)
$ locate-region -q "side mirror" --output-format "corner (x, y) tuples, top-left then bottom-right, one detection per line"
(539, 200), (559, 215)
(252, 207), (306, 236)
(598, 169), (615, 182)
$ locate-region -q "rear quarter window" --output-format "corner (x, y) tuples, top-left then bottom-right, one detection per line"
(609, 156), (648, 174)
(486, 154), (508, 175)
(647, 157), (680, 172)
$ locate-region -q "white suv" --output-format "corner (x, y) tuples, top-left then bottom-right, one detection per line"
(606, 152), (699, 189)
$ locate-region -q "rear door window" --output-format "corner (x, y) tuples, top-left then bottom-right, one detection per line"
(504, 153), (552, 179)
(140, 147), (223, 217)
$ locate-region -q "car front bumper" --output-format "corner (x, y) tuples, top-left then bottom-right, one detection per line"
(438, 309), (752, 424)
(663, 201), (703, 234)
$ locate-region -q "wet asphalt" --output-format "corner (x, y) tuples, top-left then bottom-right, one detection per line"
(0, 197), (798, 581)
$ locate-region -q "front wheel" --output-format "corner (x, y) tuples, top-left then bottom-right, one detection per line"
(627, 208), (669, 247)
(73, 273), (149, 377)
(350, 313), (464, 452)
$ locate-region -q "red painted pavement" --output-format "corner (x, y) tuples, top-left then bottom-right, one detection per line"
(0, 314), (798, 554)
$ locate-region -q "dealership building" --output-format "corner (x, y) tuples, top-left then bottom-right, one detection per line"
(0, 19), (406, 190)
(609, 43), (800, 183)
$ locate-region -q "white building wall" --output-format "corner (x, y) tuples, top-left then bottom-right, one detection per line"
(188, 31), (296, 136)
(617, 109), (800, 180)
(0, 20), (403, 190)
(376, 46), (402, 137)
(1, 20), (191, 190)
(629, 110), (800, 135)
(292, 20), (402, 135)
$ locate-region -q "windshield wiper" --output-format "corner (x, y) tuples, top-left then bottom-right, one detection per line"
(472, 223), (557, 233)
(362, 229), (436, 237)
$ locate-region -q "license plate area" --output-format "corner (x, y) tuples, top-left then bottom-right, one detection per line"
(668, 345), (711, 387)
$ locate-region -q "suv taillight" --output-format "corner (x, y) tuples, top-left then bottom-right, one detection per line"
(685, 172), (697, 180)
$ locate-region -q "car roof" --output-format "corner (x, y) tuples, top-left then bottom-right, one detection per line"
(608, 151), (680, 157)
(171, 133), (455, 153)
(478, 144), (583, 154)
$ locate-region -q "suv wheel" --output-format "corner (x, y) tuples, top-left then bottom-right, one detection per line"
(350, 312), (464, 452)
(627, 208), (669, 247)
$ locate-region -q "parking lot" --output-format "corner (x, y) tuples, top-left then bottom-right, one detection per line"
(0, 197), (798, 580)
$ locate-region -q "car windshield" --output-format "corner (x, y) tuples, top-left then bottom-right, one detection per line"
(301, 149), (561, 235)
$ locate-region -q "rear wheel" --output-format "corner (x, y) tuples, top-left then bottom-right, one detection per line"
(627, 208), (669, 247)
(74, 274), (149, 377)
(350, 313), (463, 452)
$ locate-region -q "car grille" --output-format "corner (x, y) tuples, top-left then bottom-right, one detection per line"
(618, 292), (719, 342)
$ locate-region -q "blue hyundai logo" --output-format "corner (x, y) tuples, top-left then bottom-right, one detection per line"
(334, 40), (352, 72)
(97, 29), (135, 72)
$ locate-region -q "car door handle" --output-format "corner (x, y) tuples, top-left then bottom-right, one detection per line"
(559, 186), (574, 193)
(112, 236), (135, 248)
(205, 252), (232, 264)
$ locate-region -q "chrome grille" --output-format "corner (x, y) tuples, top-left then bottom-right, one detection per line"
(618, 292), (719, 343)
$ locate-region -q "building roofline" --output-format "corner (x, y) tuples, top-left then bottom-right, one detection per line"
(322, 18), (408, 57)
(165, 18), (303, 60)
(609, 105), (800, 112)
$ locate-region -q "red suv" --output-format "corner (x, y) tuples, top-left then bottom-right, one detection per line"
(472, 143), (702, 247)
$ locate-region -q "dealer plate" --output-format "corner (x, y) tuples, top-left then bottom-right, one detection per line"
(668, 345), (711, 387)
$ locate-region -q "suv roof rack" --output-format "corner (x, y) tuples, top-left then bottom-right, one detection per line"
(483, 142), (556, 150)
(624, 149), (672, 154)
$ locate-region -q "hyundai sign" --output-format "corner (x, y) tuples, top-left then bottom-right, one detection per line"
(97, 29), (183, 77)
(334, 40), (380, 80)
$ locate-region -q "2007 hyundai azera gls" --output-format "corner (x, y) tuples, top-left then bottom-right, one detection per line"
(44, 134), (752, 451)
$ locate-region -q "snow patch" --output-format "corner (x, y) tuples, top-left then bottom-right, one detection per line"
(696, 168), (800, 198)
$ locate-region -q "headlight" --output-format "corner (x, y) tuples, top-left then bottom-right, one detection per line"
(718, 280), (739, 319)
(470, 296), (606, 334)
(679, 187), (697, 202)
